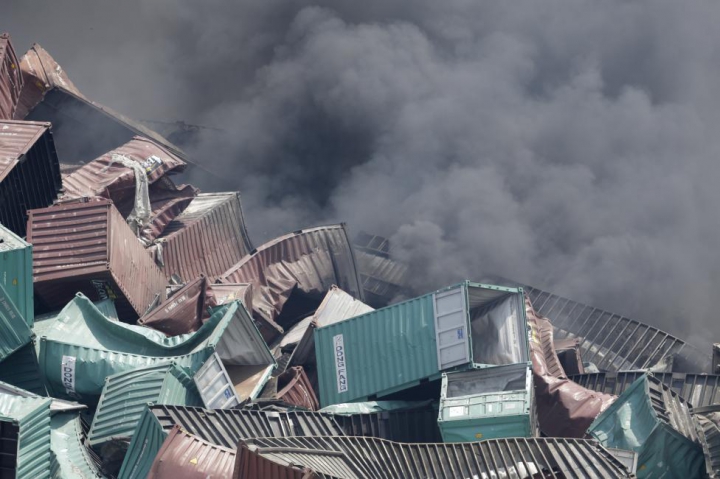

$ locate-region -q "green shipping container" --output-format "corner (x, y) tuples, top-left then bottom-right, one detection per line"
(587, 374), (705, 479)
(315, 281), (529, 407)
(0, 393), (53, 479)
(0, 281), (34, 362)
(438, 362), (537, 442)
(0, 224), (33, 327)
(49, 413), (103, 479)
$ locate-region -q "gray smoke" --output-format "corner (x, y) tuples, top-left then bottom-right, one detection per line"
(4, 0), (720, 347)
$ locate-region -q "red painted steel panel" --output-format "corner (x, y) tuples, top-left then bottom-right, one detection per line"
(274, 367), (319, 411)
(0, 33), (23, 120)
(234, 443), (318, 479)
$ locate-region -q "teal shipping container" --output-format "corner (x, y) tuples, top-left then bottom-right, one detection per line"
(0, 223), (33, 327)
(438, 362), (537, 442)
(0, 393), (53, 478)
(587, 374), (705, 479)
(315, 281), (529, 406)
(0, 281), (33, 362)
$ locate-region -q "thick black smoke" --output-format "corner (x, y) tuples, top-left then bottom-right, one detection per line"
(4, 0), (720, 347)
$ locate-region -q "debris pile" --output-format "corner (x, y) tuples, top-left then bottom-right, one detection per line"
(0, 32), (717, 478)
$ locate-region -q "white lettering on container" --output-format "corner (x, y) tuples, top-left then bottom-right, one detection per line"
(333, 334), (348, 393)
(61, 355), (76, 396)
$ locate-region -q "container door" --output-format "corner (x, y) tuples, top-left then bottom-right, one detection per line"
(193, 352), (242, 409)
(434, 285), (471, 370)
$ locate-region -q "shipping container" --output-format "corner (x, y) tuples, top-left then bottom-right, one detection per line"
(0, 343), (45, 395)
(87, 362), (203, 450)
(328, 402), (442, 443)
(234, 443), (319, 479)
(438, 362), (537, 442)
(194, 351), (274, 409)
(153, 192), (254, 281)
(239, 435), (633, 479)
(0, 380), (84, 414)
(206, 282), (253, 311)
(588, 374), (705, 479)
(37, 294), (272, 404)
(694, 410), (720, 478)
(0, 223), (33, 326)
(353, 232), (410, 308)
(27, 198), (169, 320)
(523, 283), (710, 372)
(147, 425), (236, 479)
(260, 366), (320, 411)
(138, 276), (210, 336)
(49, 413), (104, 479)
(0, 33), (22, 120)
(220, 224), (364, 343)
(0, 281), (33, 363)
(315, 281), (529, 407)
(0, 393), (52, 479)
(118, 404), (344, 479)
(0, 120), (62, 237)
(569, 371), (720, 408)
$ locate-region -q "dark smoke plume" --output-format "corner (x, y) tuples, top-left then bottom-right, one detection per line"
(4, 0), (720, 347)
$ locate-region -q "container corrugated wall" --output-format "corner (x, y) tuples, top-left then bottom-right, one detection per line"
(28, 198), (168, 320)
(0, 224), (33, 326)
(234, 444), (318, 479)
(0, 395), (53, 479)
(155, 192), (253, 281)
(0, 343), (46, 395)
(88, 362), (202, 449)
(315, 291), (438, 407)
(0, 34), (22, 121)
(0, 281), (33, 362)
(117, 407), (167, 479)
(49, 413), (103, 479)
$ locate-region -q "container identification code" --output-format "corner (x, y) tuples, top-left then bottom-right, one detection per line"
(61, 355), (76, 396)
(333, 334), (348, 393)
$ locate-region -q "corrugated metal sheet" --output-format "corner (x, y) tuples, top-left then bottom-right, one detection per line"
(0, 342), (46, 395)
(118, 404), (345, 479)
(154, 192), (254, 281)
(523, 284), (710, 372)
(0, 119), (62, 236)
(36, 295), (264, 404)
(147, 425), (236, 478)
(265, 367), (320, 411)
(0, 223), (33, 326)
(87, 362), (203, 449)
(138, 276), (209, 336)
(526, 297), (616, 438)
(331, 406), (442, 443)
(240, 436), (633, 479)
(49, 413), (103, 479)
(695, 411), (720, 478)
(28, 198), (169, 320)
(569, 371), (720, 408)
(235, 443), (319, 479)
(206, 283), (253, 312)
(0, 394), (53, 479)
(353, 232), (410, 308)
(0, 33), (22, 121)
(0, 381), (84, 413)
(219, 224), (364, 343)
(315, 282), (529, 407)
(0, 281), (33, 362)
(588, 374), (704, 478)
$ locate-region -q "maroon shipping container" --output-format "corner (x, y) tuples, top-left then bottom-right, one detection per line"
(147, 426), (236, 479)
(0, 33), (23, 120)
(27, 198), (168, 321)
(234, 443), (318, 479)
(263, 366), (319, 411)
(152, 192), (254, 281)
(0, 120), (62, 237)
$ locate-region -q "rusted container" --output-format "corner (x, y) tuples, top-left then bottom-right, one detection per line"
(147, 425), (236, 479)
(263, 367), (319, 411)
(152, 192), (254, 282)
(0, 33), (22, 120)
(234, 443), (319, 479)
(219, 224), (364, 343)
(27, 198), (168, 321)
(0, 120), (62, 236)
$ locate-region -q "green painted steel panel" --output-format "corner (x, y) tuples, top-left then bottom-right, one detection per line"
(87, 362), (202, 449)
(0, 394), (52, 479)
(0, 343), (47, 396)
(49, 413), (102, 479)
(315, 281), (528, 407)
(588, 375), (705, 479)
(0, 224), (33, 327)
(0, 281), (33, 362)
(116, 407), (166, 479)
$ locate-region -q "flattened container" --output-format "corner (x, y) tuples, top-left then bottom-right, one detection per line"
(194, 351), (274, 409)
(438, 362), (537, 442)
(147, 425), (236, 479)
(239, 436), (633, 479)
(315, 281), (530, 407)
(588, 374), (705, 479)
(118, 404), (344, 479)
(219, 224), (364, 343)
(0, 120), (62, 237)
(0, 223), (33, 326)
(0, 282), (33, 362)
(49, 413), (104, 479)
(87, 362), (203, 449)
(234, 443), (319, 479)
(0, 33), (22, 121)
(152, 192), (254, 281)
(27, 198), (169, 320)
(0, 394), (52, 479)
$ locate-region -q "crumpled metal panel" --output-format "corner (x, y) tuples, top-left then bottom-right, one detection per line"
(240, 435), (633, 479)
(0, 380), (85, 413)
(569, 371), (720, 408)
(0, 281), (33, 362)
(28, 198), (169, 320)
(0, 342), (46, 395)
(0, 33), (22, 121)
(153, 192), (254, 281)
(695, 411), (720, 478)
(0, 119), (62, 236)
(353, 232), (410, 308)
(329, 404), (442, 443)
(235, 443), (320, 479)
(88, 362), (203, 449)
(264, 366), (320, 411)
(138, 276), (209, 336)
(0, 223), (33, 327)
(0, 394), (53, 479)
(147, 425), (236, 479)
(219, 224), (364, 343)
(524, 285), (710, 372)
(526, 297), (616, 438)
(49, 413), (103, 479)
(554, 337), (585, 375)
